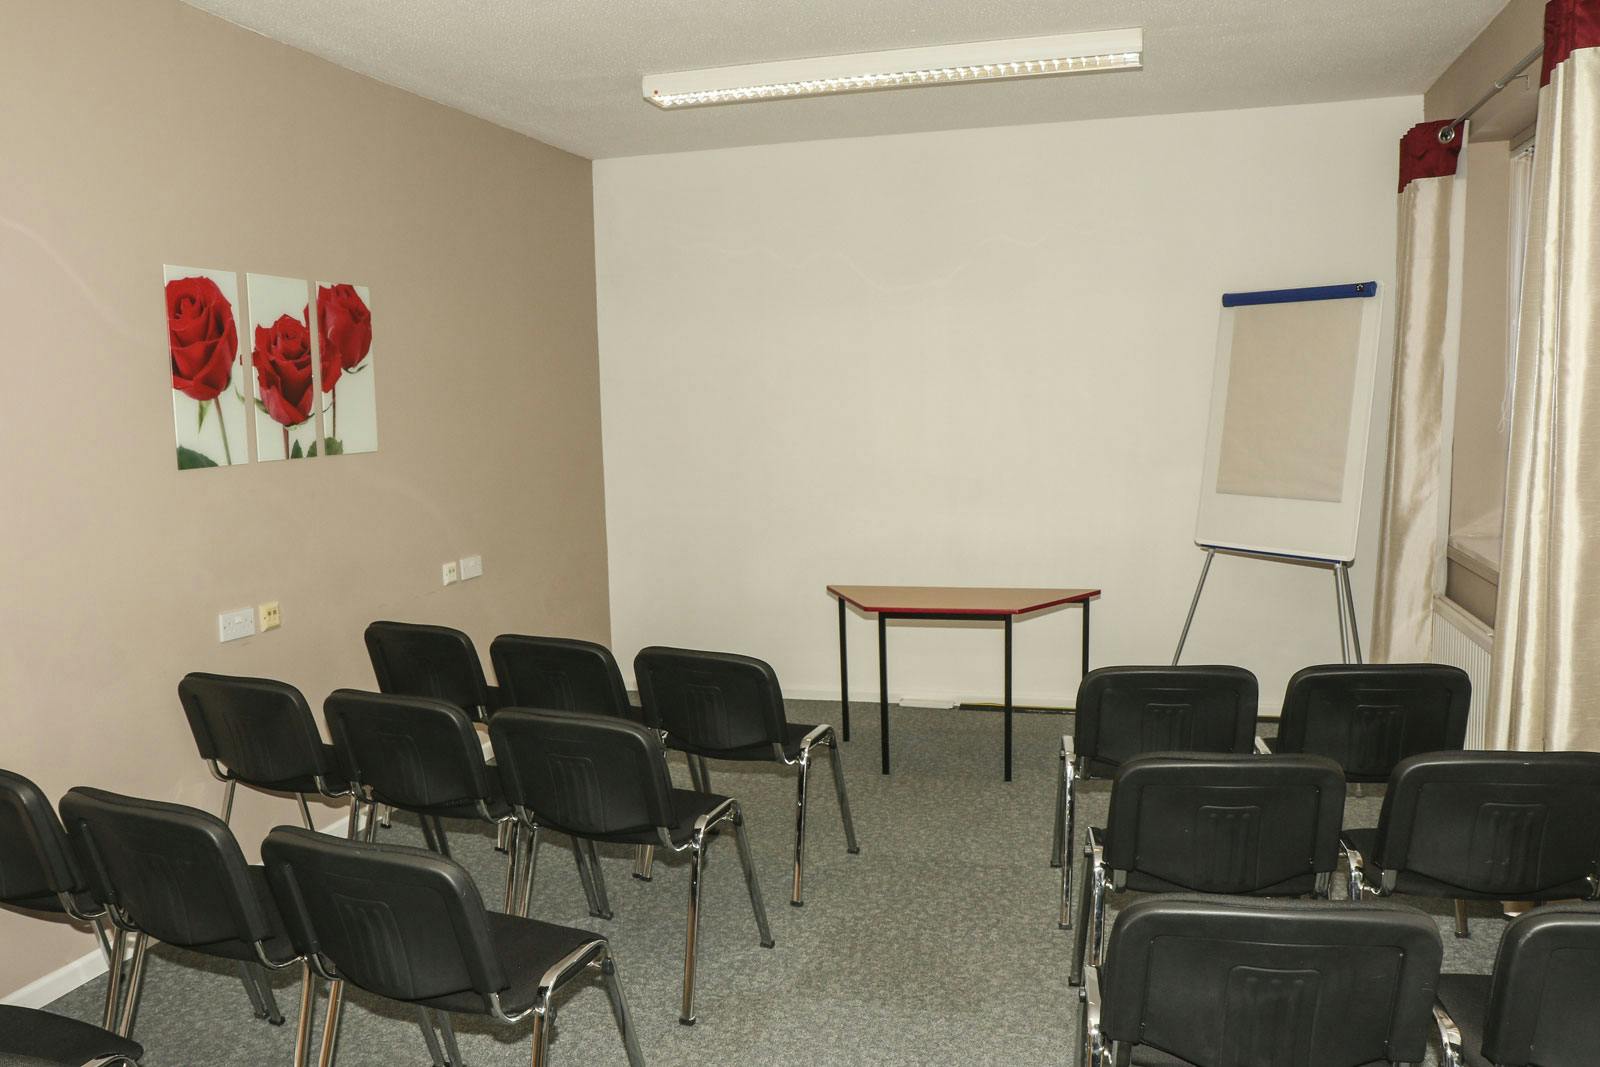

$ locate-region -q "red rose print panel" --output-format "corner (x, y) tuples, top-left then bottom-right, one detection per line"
(314, 281), (377, 455)
(246, 274), (319, 461)
(165, 265), (248, 469)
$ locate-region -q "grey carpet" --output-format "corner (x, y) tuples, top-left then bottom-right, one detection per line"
(44, 700), (1500, 1065)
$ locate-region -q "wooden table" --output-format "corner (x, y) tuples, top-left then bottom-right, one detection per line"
(827, 585), (1101, 781)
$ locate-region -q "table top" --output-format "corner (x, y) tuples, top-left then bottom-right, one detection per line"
(827, 584), (1100, 616)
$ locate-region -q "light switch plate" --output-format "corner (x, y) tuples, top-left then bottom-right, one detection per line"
(442, 561), (460, 586)
(460, 555), (483, 580)
(219, 608), (256, 643)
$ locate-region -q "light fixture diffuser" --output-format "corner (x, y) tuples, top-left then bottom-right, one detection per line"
(642, 29), (1143, 110)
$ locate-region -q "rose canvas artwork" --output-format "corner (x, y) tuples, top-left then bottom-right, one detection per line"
(316, 281), (377, 455)
(246, 274), (320, 461)
(165, 265), (249, 469)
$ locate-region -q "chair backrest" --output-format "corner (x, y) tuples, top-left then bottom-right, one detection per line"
(633, 646), (788, 753)
(1276, 664), (1471, 781)
(0, 771), (85, 908)
(1073, 666), (1259, 771)
(261, 826), (505, 1007)
(178, 672), (336, 788)
(1102, 753), (1346, 892)
(324, 690), (494, 812)
(1371, 751), (1600, 899)
(489, 635), (633, 718)
(364, 621), (493, 722)
(1480, 903), (1600, 1067)
(57, 788), (273, 951)
(1100, 895), (1442, 1067)
(490, 709), (675, 837)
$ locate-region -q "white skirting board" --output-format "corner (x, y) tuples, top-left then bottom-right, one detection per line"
(0, 807), (355, 1008)
(1431, 595), (1494, 749)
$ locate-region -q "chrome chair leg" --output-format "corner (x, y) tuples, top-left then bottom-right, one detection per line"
(680, 837), (706, 1025)
(102, 926), (127, 1032)
(791, 749), (811, 906)
(696, 756), (713, 792)
(517, 824), (542, 918)
(1053, 742), (1066, 869)
(1087, 840), (1109, 970)
(686, 753), (706, 793)
(1070, 841), (1094, 987)
(633, 844), (655, 882)
(732, 806), (775, 948)
(293, 963), (318, 1067)
(219, 780), (237, 824)
(585, 839), (614, 919)
(571, 837), (608, 918)
(344, 799), (362, 841)
(117, 932), (150, 1038)
(501, 822), (521, 913)
(415, 1007), (448, 1066)
(431, 816), (452, 858)
(1061, 776), (1078, 931)
(247, 962), (286, 1024)
(1454, 899), (1470, 938)
(436, 1011), (462, 1067)
(420, 814), (441, 853)
(379, 804), (393, 828)
(236, 961), (270, 1020)
(828, 734), (861, 855)
(297, 794), (316, 831)
(495, 819), (512, 854)
(317, 979), (345, 1067)
(599, 949), (646, 1067)
(530, 1005), (553, 1067)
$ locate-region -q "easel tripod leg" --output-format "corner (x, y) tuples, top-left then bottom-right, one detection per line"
(1172, 549), (1216, 665)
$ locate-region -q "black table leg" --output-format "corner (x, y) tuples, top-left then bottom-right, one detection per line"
(878, 614), (890, 774)
(837, 596), (850, 742)
(1004, 615), (1014, 782)
(1081, 598), (1091, 682)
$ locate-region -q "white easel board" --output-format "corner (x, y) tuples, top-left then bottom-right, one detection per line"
(1194, 281), (1383, 564)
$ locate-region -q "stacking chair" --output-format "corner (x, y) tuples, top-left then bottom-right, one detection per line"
(490, 634), (638, 720)
(1433, 904), (1600, 1067)
(633, 646), (859, 906)
(1344, 751), (1600, 938)
(1084, 895), (1443, 1067)
(1269, 663), (1471, 782)
(490, 708), (774, 1024)
(178, 672), (362, 837)
(1069, 752), (1346, 986)
(0, 771), (124, 1030)
(364, 621), (499, 723)
(261, 826), (646, 1067)
(1053, 665), (1259, 928)
(55, 789), (314, 1063)
(0, 1006), (142, 1066)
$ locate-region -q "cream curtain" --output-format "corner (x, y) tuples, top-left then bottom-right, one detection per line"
(1487, 44), (1600, 751)
(1371, 133), (1462, 663)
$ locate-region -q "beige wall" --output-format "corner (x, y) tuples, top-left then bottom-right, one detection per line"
(595, 96), (1419, 713)
(0, 0), (608, 997)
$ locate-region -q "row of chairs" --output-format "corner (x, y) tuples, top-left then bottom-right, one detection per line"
(1080, 894), (1600, 1067)
(0, 770), (643, 1067)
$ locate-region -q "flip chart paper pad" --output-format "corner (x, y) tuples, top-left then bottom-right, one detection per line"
(1195, 283), (1383, 563)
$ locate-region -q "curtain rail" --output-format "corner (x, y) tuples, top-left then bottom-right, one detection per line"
(1438, 44), (1545, 144)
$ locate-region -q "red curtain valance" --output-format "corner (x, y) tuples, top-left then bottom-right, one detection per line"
(1542, 0), (1600, 85)
(1398, 120), (1462, 192)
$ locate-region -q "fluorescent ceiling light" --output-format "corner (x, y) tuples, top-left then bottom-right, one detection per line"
(642, 29), (1143, 110)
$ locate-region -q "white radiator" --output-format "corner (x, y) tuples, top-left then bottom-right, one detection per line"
(1430, 596), (1494, 748)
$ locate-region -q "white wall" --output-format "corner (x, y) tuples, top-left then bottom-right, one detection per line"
(594, 96), (1420, 712)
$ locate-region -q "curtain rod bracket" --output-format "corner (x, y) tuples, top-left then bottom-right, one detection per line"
(1436, 44), (1545, 144)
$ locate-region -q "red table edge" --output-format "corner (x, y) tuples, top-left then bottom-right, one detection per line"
(827, 586), (1102, 616)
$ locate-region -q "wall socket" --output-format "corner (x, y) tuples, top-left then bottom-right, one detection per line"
(442, 560), (460, 585)
(218, 608), (256, 643)
(459, 554), (483, 580)
(258, 601), (282, 631)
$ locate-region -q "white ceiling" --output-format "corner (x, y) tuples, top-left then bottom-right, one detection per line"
(184, 0), (1506, 160)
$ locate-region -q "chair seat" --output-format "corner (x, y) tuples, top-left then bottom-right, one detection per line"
(1436, 973), (1493, 1067)
(561, 789), (733, 848)
(231, 744), (351, 796)
(669, 722), (825, 762)
(415, 912), (604, 1016)
(1341, 828), (1598, 901)
(1093, 826), (1325, 898)
(0, 1005), (143, 1064)
(179, 866), (298, 967)
(1125, 1047), (1386, 1067)
(0, 890), (97, 918)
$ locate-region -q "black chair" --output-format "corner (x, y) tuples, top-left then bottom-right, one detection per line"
(0, 1007), (142, 1066)
(489, 708), (774, 1025)
(633, 646), (859, 906)
(55, 788), (312, 1061)
(1053, 665), (1260, 928)
(0, 772), (123, 1031)
(490, 634), (637, 721)
(1069, 752), (1347, 986)
(178, 672), (362, 837)
(1433, 903), (1600, 1067)
(261, 826), (645, 1067)
(364, 621), (499, 723)
(1344, 751), (1600, 938)
(1084, 895), (1443, 1067)
(1269, 663), (1471, 782)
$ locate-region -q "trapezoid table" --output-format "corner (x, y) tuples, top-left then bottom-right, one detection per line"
(828, 585), (1101, 781)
